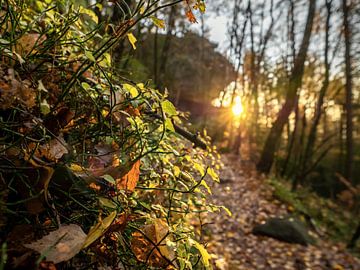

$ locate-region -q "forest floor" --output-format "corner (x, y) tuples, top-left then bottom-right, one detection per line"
(204, 154), (360, 270)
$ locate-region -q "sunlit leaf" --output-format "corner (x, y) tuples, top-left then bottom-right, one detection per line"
(40, 99), (50, 115)
(85, 50), (96, 62)
(161, 100), (177, 116)
(79, 6), (98, 24)
(116, 160), (140, 192)
(208, 167), (219, 182)
(190, 239), (211, 269)
(150, 16), (165, 29)
(127, 33), (137, 50)
(123, 83), (139, 98)
(194, 163), (205, 176)
(165, 118), (175, 132)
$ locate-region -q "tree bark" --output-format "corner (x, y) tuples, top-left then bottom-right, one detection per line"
(257, 0), (316, 174)
(300, 0), (332, 182)
(342, 0), (353, 183)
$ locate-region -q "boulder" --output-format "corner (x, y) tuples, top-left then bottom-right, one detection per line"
(252, 217), (315, 246)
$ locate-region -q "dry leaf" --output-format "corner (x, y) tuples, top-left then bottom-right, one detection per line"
(24, 224), (87, 264)
(186, 9), (197, 23)
(16, 33), (46, 56)
(131, 219), (175, 268)
(116, 160), (140, 192)
(83, 211), (117, 249)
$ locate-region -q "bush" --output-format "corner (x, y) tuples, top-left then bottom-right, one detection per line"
(0, 1), (221, 269)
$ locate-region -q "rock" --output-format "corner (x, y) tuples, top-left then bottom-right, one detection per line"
(252, 217), (315, 246)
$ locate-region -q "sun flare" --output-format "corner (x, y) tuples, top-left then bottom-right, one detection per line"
(232, 101), (243, 117)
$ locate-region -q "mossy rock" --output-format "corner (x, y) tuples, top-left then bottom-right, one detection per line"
(252, 217), (316, 246)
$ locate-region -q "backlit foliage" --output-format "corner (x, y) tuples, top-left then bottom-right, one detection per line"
(0, 1), (228, 269)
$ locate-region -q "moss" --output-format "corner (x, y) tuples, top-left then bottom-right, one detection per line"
(267, 178), (358, 244)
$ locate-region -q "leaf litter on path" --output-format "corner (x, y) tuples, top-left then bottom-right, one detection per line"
(204, 154), (360, 270)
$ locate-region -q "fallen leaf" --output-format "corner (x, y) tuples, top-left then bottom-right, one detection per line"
(24, 224), (87, 264)
(131, 219), (175, 268)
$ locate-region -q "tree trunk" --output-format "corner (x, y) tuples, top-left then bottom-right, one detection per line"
(257, 0), (316, 174)
(300, 0), (332, 180)
(342, 0), (353, 183)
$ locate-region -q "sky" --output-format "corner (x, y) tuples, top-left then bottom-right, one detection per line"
(189, 13), (230, 52)
(206, 14), (229, 48)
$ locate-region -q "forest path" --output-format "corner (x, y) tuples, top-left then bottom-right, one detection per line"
(204, 154), (360, 270)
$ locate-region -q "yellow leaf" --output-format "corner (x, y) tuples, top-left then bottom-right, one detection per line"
(194, 163), (205, 176)
(173, 166), (181, 177)
(201, 180), (212, 194)
(79, 6), (98, 24)
(150, 16), (165, 29)
(83, 211), (117, 248)
(127, 33), (137, 50)
(208, 167), (219, 182)
(123, 83), (139, 98)
(190, 239), (211, 269)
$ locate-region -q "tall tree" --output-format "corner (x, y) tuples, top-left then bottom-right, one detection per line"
(342, 0), (353, 182)
(257, 0), (317, 173)
(299, 0), (332, 185)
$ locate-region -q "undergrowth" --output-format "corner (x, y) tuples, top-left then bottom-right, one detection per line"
(0, 1), (220, 269)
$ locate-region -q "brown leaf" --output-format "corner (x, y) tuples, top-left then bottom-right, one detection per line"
(24, 224), (87, 264)
(16, 33), (46, 56)
(131, 219), (174, 268)
(116, 160), (140, 192)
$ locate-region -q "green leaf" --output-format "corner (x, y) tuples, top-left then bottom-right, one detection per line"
(99, 197), (117, 209)
(102, 174), (115, 185)
(150, 16), (165, 29)
(139, 201), (151, 211)
(40, 99), (50, 115)
(0, 39), (10, 45)
(165, 118), (175, 132)
(85, 50), (96, 62)
(83, 211), (117, 249)
(81, 82), (91, 90)
(161, 100), (177, 116)
(127, 33), (137, 50)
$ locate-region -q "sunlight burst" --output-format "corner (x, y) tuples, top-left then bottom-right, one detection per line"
(232, 99), (243, 117)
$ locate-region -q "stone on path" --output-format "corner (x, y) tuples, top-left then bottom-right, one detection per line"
(252, 217), (315, 246)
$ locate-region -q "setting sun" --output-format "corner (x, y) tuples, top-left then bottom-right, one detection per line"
(232, 99), (243, 117)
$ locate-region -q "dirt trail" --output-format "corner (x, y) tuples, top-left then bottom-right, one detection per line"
(204, 154), (360, 270)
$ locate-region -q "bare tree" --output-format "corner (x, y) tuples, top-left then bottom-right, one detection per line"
(342, 0), (353, 183)
(257, 0), (317, 174)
